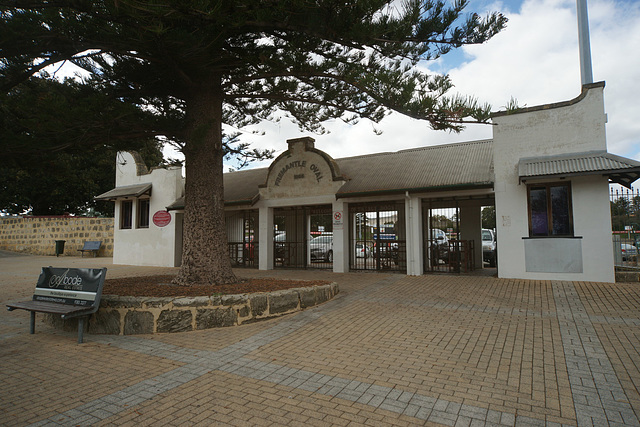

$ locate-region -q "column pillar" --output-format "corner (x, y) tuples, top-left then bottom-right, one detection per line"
(459, 203), (483, 269)
(332, 200), (348, 273)
(258, 206), (274, 270)
(405, 195), (424, 276)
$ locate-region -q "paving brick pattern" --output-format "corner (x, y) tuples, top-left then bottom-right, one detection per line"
(2, 254), (640, 426)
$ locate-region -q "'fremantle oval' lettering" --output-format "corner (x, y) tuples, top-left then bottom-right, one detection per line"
(274, 160), (325, 186)
(310, 164), (324, 182)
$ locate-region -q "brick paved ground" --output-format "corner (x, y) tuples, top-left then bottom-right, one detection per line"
(1, 252), (640, 426)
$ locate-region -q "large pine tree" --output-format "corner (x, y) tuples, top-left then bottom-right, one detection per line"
(0, 0), (507, 285)
(0, 76), (166, 215)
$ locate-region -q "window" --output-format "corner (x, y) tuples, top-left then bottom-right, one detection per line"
(137, 199), (150, 228)
(527, 182), (573, 237)
(121, 200), (133, 229)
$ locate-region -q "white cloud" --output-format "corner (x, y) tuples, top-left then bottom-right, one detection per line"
(237, 0), (640, 167)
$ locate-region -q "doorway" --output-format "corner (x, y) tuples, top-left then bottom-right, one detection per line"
(349, 201), (406, 272)
(274, 205), (333, 269)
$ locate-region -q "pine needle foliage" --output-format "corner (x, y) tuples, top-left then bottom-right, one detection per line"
(0, 0), (507, 285)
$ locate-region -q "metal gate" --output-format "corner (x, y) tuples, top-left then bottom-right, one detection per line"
(274, 205), (333, 269)
(349, 202), (406, 272)
(225, 210), (258, 268)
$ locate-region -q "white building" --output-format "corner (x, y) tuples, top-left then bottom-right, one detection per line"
(97, 82), (640, 283)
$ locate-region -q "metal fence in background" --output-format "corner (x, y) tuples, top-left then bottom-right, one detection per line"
(611, 185), (640, 269)
(274, 205), (333, 270)
(226, 210), (259, 268)
(349, 202), (407, 272)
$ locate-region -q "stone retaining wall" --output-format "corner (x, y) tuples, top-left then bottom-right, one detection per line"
(616, 270), (640, 282)
(47, 282), (339, 335)
(0, 216), (114, 257)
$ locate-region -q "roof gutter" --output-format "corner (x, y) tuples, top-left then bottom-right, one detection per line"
(335, 182), (494, 199)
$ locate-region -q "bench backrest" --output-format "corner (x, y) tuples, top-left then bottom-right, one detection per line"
(33, 267), (107, 308)
(82, 241), (102, 251)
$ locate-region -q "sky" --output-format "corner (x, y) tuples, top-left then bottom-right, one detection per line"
(207, 0), (640, 171)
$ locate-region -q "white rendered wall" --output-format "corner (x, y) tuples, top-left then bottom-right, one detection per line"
(332, 199), (349, 273)
(405, 195), (424, 276)
(113, 152), (184, 267)
(492, 84), (615, 282)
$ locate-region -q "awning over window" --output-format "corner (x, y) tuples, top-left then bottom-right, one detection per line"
(94, 183), (152, 201)
(519, 151), (640, 188)
(166, 196), (184, 211)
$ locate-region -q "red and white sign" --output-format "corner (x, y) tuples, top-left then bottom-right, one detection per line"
(333, 211), (343, 230)
(152, 211), (172, 227)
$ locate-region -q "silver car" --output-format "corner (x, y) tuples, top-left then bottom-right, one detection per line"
(355, 242), (371, 258)
(309, 235), (333, 262)
(621, 243), (637, 261)
(482, 229), (497, 267)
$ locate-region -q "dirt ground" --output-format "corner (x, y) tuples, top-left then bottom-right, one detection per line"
(103, 275), (331, 297)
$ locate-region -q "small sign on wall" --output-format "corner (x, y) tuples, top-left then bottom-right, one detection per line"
(153, 211), (172, 227)
(333, 211), (343, 230)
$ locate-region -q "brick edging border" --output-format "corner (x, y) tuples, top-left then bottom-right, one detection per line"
(46, 282), (339, 335)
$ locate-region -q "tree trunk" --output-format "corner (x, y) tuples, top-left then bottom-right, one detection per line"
(173, 79), (238, 286)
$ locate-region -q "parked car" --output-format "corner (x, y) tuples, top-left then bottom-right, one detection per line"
(274, 232), (286, 259)
(621, 243), (637, 261)
(355, 242), (371, 258)
(309, 235), (333, 262)
(482, 229), (497, 267)
(429, 228), (449, 263)
(375, 241), (399, 265)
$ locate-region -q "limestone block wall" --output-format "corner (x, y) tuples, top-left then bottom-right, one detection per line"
(0, 216), (114, 257)
(46, 283), (339, 335)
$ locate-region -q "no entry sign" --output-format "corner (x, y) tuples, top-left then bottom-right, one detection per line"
(333, 211), (343, 230)
(152, 211), (172, 227)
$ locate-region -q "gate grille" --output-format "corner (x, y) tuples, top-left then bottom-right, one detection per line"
(349, 202), (406, 272)
(274, 206), (332, 269)
(225, 210), (258, 268)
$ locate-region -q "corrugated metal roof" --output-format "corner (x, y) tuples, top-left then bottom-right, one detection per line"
(166, 168), (268, 210)
(335, 140), (494, 196)
(167, 140), (494, 209)
(518, 151), (640, 188)
(166, 196), (184, 211)
(223, 168), (268, 203)
(94, 183), (151, 201)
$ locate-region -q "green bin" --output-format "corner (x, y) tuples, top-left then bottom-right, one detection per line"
(54, 240), (66, 257)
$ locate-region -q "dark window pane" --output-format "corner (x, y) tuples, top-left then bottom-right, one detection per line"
(138, 199), (150, 228)
(530, 187), (548, 236)
(121, 200), (132, 229)
(550, 185), (571, 235)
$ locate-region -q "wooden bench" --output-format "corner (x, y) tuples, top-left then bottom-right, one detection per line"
(6, 267), (107, 343)
(78, 241), (102, 257)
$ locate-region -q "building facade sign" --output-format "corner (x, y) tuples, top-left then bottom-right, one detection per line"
(152, 211), (172, 227)
(273, 160), (325, 186)
(260, 137), (345, 199)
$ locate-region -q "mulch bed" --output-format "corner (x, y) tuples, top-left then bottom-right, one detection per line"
(103, 275), (330, 297)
